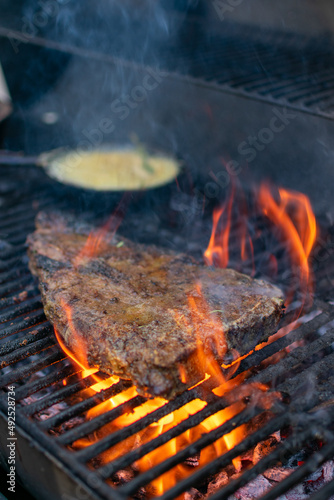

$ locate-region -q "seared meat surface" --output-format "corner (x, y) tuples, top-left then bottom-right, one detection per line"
(27, 212), (284, 399)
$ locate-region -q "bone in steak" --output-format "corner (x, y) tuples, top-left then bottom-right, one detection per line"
(27, 212), (284, 399)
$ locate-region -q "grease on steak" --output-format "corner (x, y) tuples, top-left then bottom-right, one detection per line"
(27, 212), (284, 400)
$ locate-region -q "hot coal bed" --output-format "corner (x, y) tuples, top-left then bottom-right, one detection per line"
(1, 2), (334, 500)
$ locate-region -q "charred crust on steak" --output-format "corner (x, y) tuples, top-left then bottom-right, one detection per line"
(27, 211), (285, 400)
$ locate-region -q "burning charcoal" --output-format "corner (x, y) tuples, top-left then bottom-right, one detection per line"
(112, 468), (135, 485)
(270, 430), (281, 442)
(184, 454), (201, 467)
(286, 450), (306, 468)
(184, 488), (204, 500)
(264, 467), (295, 482)
(323, 460), (334, 482)
(37, 402), (68, 421)
(133, 488), (147, 500)
(304, 461), (334, 495)
(206, 471), (228, 496)
(239, 447), (254, 462)
(253, 436), (278, 464)
(234, 475), (272, 499)
(58, 416), (85, 432)
(282, 484), (308, 500)
(306, 467), (323, 483)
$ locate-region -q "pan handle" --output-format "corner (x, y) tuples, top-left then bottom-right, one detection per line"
(0, 150), (40, 165)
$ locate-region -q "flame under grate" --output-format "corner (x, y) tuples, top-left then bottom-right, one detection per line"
(0, 165), (334, 499)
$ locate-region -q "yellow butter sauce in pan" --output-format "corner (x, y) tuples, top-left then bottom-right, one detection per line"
(41, 148), (180, 191)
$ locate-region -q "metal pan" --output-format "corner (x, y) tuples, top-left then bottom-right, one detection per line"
(0, 145), (183, 214)
(0, 145), (181, 192)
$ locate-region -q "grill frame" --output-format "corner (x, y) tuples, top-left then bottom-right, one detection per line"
(0, 165), (334, 499)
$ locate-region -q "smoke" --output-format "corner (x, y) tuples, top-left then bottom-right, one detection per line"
(8, 0), (194, 154)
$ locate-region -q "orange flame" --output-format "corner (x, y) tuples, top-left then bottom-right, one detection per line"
(204, 183), (234, 268)
(74, 196), (127, 267)
(204, 182), (316, 312)
(258, 184), (317, 308)
(204, 180), (255, 274)
(55, 299), (119, 389)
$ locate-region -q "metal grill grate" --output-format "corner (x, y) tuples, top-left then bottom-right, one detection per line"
(157, 26), (334, 118)
(0, 165), (334, 499)
(1, 20), (334, 119)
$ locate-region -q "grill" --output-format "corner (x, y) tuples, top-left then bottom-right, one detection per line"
(1, 2), (334, 497)
(0, 164), (334, 500)
(2, 21), (334, 117)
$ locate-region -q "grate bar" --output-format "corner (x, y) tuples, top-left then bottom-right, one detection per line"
(9, 405), (126, 500)
(48, 377), (220, 442)
(0, 334), (56, 368)
(236, 309), (332, 376)
(20, 370), (115, 417)
(0, 322), (52, 355)
(94, 343), (333, 495)
(0, 286), (40, 310)
(0, 221), (36, 238)
(0, 210), (43, 231)
(0, 296), (41, 322)
(0, 245), (25, 261)
(158, 409), (328, 500)
(0, 309), (46, 340)
(38, 387), (144, 430)
(0, 255), (26, 272)
(54, 382), (144, 446)
(0, 274), (34, 298)
(254, 341), (334, 393)
(277, 351), (334, 401)
(6, 233), (34, 246)
(0, 192), (53, 221)
(57, 394), (198, 449)
(306, 91), (334, 108)
(14, 363), (75, 403)
(0, 348), (66, 389)
(0, 264), (29, 284)
(75, 391), (246, 464)
(120, 410), (292, 498)
(98, 404), (263, 482)
(259, 72), (334, 98)
(70, 382), (247, 463)
(287, 84), (334, 104)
